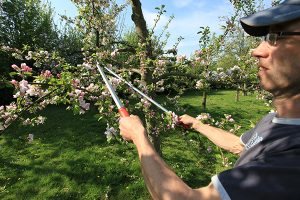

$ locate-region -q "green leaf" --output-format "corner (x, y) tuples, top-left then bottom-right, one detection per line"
(9, 72), (19, 77)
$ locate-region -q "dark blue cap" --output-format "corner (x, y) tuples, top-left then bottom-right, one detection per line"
(241, 0), (300, 36)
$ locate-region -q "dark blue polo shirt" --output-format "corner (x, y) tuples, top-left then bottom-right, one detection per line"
(212, 113), (300, 200)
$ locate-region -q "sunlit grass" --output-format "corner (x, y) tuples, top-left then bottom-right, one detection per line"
(0, 90), (270, 199)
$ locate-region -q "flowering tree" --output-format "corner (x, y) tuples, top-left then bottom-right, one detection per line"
(0, 0), (187, 156)
(0, 0), (268, 157)
(0, 0), (61, 106)
(190, 22), (237, 110)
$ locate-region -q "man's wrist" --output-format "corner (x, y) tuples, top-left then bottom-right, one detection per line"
(132, 128), (147, 145)
(192, 121), (202, 130)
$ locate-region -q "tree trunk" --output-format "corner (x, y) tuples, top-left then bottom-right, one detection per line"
(95, 30), (100, 48)
(202, 90), (207, 111)
(130, 0), (153, 57)
(236, 88), (240, 102)
(243, 82), (247, 96)
(129, 0), (161, 156)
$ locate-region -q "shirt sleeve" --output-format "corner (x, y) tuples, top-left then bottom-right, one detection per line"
(211, 175), (231, 200)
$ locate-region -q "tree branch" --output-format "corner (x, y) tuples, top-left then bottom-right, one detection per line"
(154, 72), (198, 82)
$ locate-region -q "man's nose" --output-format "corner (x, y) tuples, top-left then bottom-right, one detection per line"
(251, 41), (269, 59)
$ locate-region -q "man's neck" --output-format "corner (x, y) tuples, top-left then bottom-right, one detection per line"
(273, 93), (300, 118)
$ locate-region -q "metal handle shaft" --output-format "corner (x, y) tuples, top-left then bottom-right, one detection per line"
(104, 67), (169, 113)
(96, 62), (129, 117)
(104, 66), (190, 129)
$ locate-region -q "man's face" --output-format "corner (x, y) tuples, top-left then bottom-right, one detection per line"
(251, 20), (300, 97)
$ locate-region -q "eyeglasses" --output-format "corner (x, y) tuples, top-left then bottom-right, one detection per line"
(263, 32), (300, 46)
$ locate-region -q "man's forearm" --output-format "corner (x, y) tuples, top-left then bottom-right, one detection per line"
(192, 122), (244, 154)
(133, 132), (220, 200)
(134, 134), (192, 199)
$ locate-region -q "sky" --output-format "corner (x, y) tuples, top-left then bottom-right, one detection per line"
(46, 0), (273, 57)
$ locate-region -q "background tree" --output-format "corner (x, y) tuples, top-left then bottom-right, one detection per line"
(0, 0), (86, 105)
(0, 0), (59, 105)
(0, 0), (276, 156)
(0, 0), (59, 50)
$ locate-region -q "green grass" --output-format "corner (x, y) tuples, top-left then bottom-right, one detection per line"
(179, 89), (270, 132)
(0, 90), (270, 199)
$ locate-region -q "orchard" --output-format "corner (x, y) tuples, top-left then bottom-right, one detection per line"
(0, 1), (276, 198)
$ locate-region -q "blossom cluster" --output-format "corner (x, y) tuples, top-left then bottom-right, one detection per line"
(68, 88), (90, 114)
(104, 123), (118, 142)
(196, 113), (240, 133)
(22, 116), (46, 126)
(11, 63), (32, 73)
(161, 111), (180, 130)
(0, 104), (18, 131)
(11, 79), (46, 98)
(176, 55), (186, 63)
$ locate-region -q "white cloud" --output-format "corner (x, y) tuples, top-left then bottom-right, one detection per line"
(164, 2), (235, 56)
(172, 0), (193, 8)
(132, 1), (235, 57)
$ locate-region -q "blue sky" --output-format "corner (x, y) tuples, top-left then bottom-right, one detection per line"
(46, 0), (273, 56)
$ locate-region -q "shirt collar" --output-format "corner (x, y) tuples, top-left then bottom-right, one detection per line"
(272, 116), (300, 125)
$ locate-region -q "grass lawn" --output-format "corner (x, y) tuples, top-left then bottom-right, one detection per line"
(0, 90), (270, 199)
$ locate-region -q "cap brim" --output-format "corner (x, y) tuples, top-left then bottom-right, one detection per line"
(240, 3), (300, 36)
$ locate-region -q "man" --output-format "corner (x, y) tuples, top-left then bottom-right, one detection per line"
(119, 0), (300, 199)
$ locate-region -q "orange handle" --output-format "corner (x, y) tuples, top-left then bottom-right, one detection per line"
(118, 107), (130, 117)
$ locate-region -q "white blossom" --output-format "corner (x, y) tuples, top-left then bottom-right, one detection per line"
(27, 134), (34, 143)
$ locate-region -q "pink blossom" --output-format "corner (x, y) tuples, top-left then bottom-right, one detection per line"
(0, 123), (5, 131)
(68, 92), (74, 97)
(78, 96), (90, 113)
(6, 103), (17, 111)
(72, 79), (80, 87)
(81, 102), (90, 110)
(195, 50), (203, 57)
(171, 112), (180, 124)
(157, 59), (166, 67)
(141, 98), (151, 108)
(5, 117), (12, 125)
(75, 89), (84, 97)
(19, 80), (29, 95)
(42, 70), (52, 78)
(104, 123), (118, 141)
(176, 55), (186, 63)
(26, 85), (39, 96)
(86, 83), (98, 92)
(20, 63), (32, 72)
(195, 80), (204, 89)
(195, 57), (202, 62)
(11, 64), (20, 71)
(10, 79), (18, 87)
(110, 77), (121, 86)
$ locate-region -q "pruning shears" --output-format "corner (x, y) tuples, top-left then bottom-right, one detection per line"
(96, 62), (130, 117)
(96, 62), (190, 129)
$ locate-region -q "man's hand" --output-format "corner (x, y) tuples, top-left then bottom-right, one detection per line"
(179, 114), (202, 129)
(119, 115), (147, 143)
